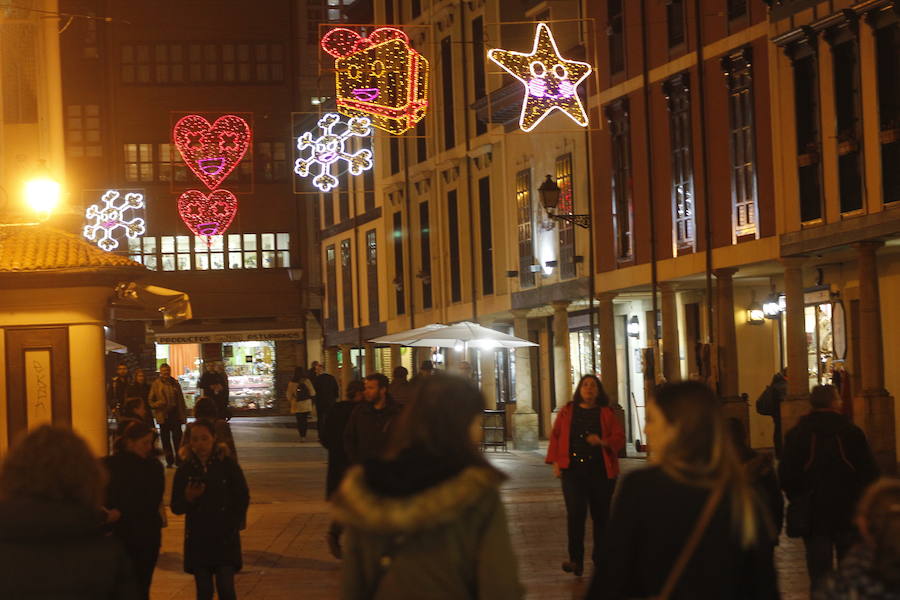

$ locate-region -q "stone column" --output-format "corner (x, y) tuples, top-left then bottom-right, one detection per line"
(339, 344), (353, 391)
(552, 301), (572, 410)
(325, 346), (339, 378)
(853, 242), (896, 473)
(714, 268), (746, 424)
(364, 342), (376, 377)
(781, 257), (809, 437)
(389, 345), (402, 376)
(480, 349), (497, 409)
(512, 309), (538, 450)
(598, 292), (625, 456)
(660, 283), (680, 382)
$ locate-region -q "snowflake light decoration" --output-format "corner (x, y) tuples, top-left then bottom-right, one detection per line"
(294, 112), (374, 192)
(488, 22), (593, 132)
(83, 190), (146, 252)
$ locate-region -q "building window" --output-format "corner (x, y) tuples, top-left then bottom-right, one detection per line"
(366, 229), (380, 324)
(158, 143), (189, 182)
(516, 170), (535, 288)
(154, 43), (186, 83)
(411, 0), (421, 19)
(608, 0), (625, 76)
(875, 23), (899, 204)
(790, 46), (823, 222)
(667, 0), (686, 49)
(340, 239), (353, 330)
(472, 16), (488, 136)
(66, 104), (102, 158)
(363, 169), (375, 212)
(124, 143), (154, 182)
(831, 35), (864, 214)
(326, 244), (338, 330)
(447, 190), (462, 302)
(607, 99), (633, 260)
(256, 142), (287, 182)
(323, 192), (334, 228)
(727, 0), (747, 21)
(441, 36), (456, 150)
(389, 137), (400, 174)
(664, 74), (695, 252)
(392, 211), (405, 315)
(338, 172), (350, 222)
(555, 154), (576, 279)
(122, 42), (283, 84)
(130, 233), (288, 271)
(419, 201), (433, 309)
(415, 120), (427, 163)
(722, 48), (759, 240)
(478, 177), (494, 295)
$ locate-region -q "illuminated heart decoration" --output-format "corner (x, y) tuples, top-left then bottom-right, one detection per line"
(177, 189), (238, 237)
(173, 114), (251, 190)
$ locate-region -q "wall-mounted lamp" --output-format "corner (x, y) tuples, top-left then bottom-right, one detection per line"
(528, 264), (543, 273)
(763, 292), (783, 319)
(392, 275), (403, 291)
(746, 291), (765, 325)
(538, 174), (592, 229)
(415, 270), (432, 285)
(544, 260), (558, 268)
(627, 315), (640, 338)
(505, 270), (519, 278)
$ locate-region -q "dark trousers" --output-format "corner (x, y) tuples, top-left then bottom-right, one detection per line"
(294, 412), (310, 439)
(159, 421), (183, 466)
(195, 566), (237, 600)
(561, 460), (616, 565)
(803, 531), (853, 589)
(124, 541), (160, 600)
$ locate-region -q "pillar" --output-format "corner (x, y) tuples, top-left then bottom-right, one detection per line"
(325, 346), (339, 377)
(511, 309), (538, 450)
(853, 242), (896, 473)
(714, 268), (747, 424)
(389, 345), (402, 377)
(68, 324), (107, 456)
(339, 344), (353, 391)
(598, 292), (625, 456)
(364, 342), (376, 377)
(660, 283), (680, 382)
(552, 301), (572, 409)
(781, 257), (809, 437)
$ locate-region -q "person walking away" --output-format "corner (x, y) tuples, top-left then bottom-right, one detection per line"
(726, 417), (784, 541)
(756, 369), (788, 458)
(199, 361), (230, 420)
(171, 419), (250, 600)
(409, 360), (435, 387)
(108, 361), (131, 418)
(546, 374), (625, 577)
(118, 397), (156, 434)
(320, 379), (365, 558)
(311, 360), (340, 431)
(389, 366), (412, 405)
(104, 422), (165, 600)
(343, 373), (402, 465)
(0, 425), (139, 599)
(149, 363), (188, 468)
(192, 397), (238, 460)
(333, 374), (523, 600)
(780, 384), (879, 589)
(288, 366), (317, 441)
(586, 381), (779, 599)
(126, 368), (153, 422)
(815, 478), (900, 600)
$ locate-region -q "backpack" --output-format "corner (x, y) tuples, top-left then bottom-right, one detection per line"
(290, 380), (313, 413)
(756, 385), (776, 416)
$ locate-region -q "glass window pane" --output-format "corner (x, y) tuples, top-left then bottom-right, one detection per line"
(277, 250), (290, 268)
(176, 235), (190, 252)
(276, 233), (289, 249)
(211, 253), (225, 270)
(195, 254), (209, 270)
(261, 233), (275, 250)
(143, 255), (158, 270)
(129, 254), (141, 263)
(194, 236), (207, 250)
(161, 254), (175, 271)
(177, 254), (191, 270)
(160, 236), (174, 253)
(228, 234), (242, 250)
(229, 252), (242, 268)
(139, 163), (153, 181)
(243, 234), (257, 250)
(261, 251), (275, 268)
(209, 235), (224, 251)
(243, 252), (258, 268)
(143, 237), (157, 253)
(128, 237), (141, 252)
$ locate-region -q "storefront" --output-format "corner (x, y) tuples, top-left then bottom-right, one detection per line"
(804, 286), (846, 390)
(154, 328), (303, 412)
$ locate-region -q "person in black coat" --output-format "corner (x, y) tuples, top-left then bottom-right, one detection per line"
(587, 382), (778, 600)
(0, 425), (139, 599)
(108, 361), (131, 417)
(780, 384), (879, 589)
(172, 419), (249, 600)
(103, 421), (165, 600)
(126, 368), (153, 423)
(320, 379), (365, 558)
(311, 360), (340, 429)
(343, 373), (402, 465)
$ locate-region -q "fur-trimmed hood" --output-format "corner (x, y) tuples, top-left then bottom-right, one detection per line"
(332, 464), (504, 534)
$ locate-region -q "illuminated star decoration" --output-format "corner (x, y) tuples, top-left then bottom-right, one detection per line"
(487, 22), (592, 132)
(295, 113), (374, 192)
(172, 114), (252, 190)
(83, 190), (146, 252)
(321, 26), (429, 135)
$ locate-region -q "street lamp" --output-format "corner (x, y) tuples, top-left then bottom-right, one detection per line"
(24, 175), (62, 217)
(763, 292), (782, 319)
(627, 315), (641, 338)
(746, 292), (765, 325)
(538, 174), (591, 229)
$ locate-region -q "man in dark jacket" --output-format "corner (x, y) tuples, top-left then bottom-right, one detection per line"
(780, 384), (879, 588)
(756, 369), (788, 458)
(311, 361), (340, 429)
(343, 373), (401, 465)
(108, 361), (131, 417)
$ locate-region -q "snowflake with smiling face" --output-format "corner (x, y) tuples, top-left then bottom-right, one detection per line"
(83, 190), (146, 252)
(294, 112), (374, 193)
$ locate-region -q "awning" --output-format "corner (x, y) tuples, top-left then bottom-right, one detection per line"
(114, 282), (192, 327)
(105, 339), (128, 353)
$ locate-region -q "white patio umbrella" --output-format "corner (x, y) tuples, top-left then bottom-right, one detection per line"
(370, 321), (536, 349)
(367, 323), (450, 345)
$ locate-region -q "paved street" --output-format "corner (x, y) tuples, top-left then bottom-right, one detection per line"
(151, 419), (810, 599)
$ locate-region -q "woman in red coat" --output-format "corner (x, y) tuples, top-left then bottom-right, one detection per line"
(546, 374), (625, 577)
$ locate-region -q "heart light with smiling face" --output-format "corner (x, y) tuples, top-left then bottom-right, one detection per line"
(173, 114), (252, 190)
(177, 189), (239, 238)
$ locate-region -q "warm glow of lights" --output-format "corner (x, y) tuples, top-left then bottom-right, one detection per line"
(24, 177), (62, 215)
(173, 114), (252, 190)
(487, 23), (592, 132)
(295, 113), (374, 192)
(177, 189), (238, 238)
(83, 190), (146, 251)
(321, 27), (429, 135)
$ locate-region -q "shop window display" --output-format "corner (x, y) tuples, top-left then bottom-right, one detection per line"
(569, 328), (600, 389)
(223, 341), (275, 410)
(805, 302), (834, 389)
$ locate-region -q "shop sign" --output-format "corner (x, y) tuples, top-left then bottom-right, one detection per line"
(804, 287), (831, 305)
(155, 329), (303, 344)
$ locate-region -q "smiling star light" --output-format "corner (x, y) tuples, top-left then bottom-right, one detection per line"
(488, 22), (592, 132)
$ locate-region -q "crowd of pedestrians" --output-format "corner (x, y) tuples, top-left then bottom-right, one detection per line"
(1, 355), (898, 599)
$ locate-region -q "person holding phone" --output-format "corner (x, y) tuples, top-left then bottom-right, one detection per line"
(171, 420), (249, 600)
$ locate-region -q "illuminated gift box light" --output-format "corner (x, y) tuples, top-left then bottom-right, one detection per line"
(321, 27), (429, 135)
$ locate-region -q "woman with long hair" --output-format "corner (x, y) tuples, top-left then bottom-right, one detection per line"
(126, 368), (153, 424)
(287, 366), (316, 441)
(332, 374), (522, 599)
(104, 421), (165, 600)
(0, 425), (138, 598)
(546, 374), (625, 576)
(171, 419), (249, 600)
(586, 381), (778, 599)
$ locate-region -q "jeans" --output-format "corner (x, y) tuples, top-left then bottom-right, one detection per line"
(804, 531), (853, 590)
(295, 412), (310, 439)
(194, 566), (237, 600)
(159, 421), (183, 466)
(561, 459), (616, 565)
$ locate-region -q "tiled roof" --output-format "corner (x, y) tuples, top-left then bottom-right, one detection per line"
(0, 223), (144, 272)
